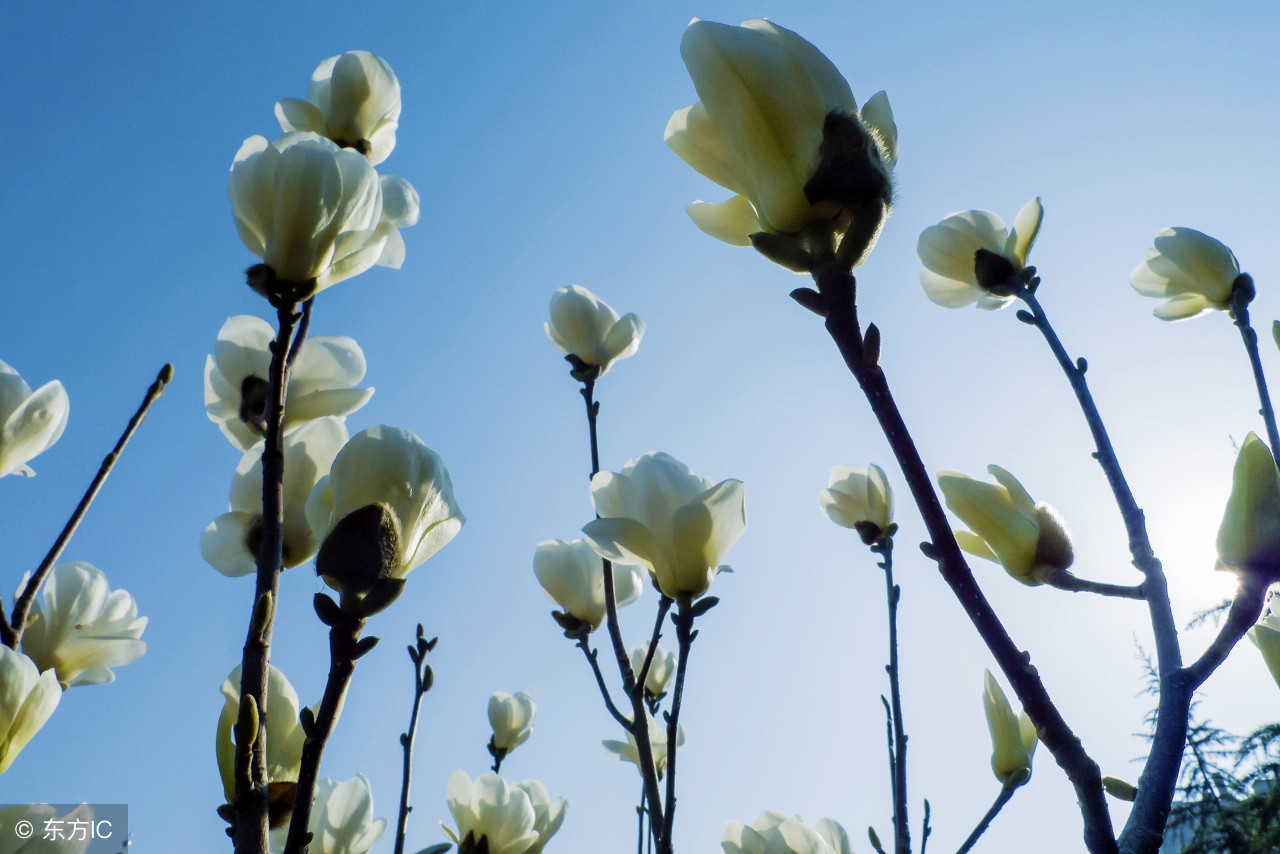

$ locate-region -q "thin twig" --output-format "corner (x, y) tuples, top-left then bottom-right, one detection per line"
(875, 538), (911, 854)
(635, 596), (675, 703)
(636, 783), (646, 854)
(5, 364), (173, 649)
(578, 636), (632, 728)
(283, 599), (368, 854)
(578, 376), (667, 840)
(1015, 288), (1186, 854)
(394, 626), (437, 854)
(235, 301), (304, 854)
(659, 596), (696, 853)
(920, 799), (932, 854)
(285, 298), (314, 372)
(955, 784), (1017, 854)
(809, 267), (1116, 853)
(1044, 570), (1146, 600)
(1185, 574), (1269, 690)
(1230, 282), (1280, 455)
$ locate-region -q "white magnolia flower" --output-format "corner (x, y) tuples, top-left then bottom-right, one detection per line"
(722, 812), (852, 854)
(583, 452), (746, 600)
(629, 641), (676, 696)
(667, 19), (896, 250)
(1130, 227), (1241, 321)
(0, 360), (69, 479)
(819, 463), (894, 532)
(512, 779), (566, 854)
(229, 132), (384, 298)
(532, 538), (644, 632)
(204, 315), (373, 452)
(202, 417), (348, 577)
(937, 465), (1074, 586)
(544, 286), (645, 378)
(488, 691), (536, 753)
(0, 803), (93, 854)
(0, 645), (60, 775)
(19, 562), (146, 688)
(367, 174), (420, 270)
(1250, 614), (1280, 692)
(276, 51), (402, 166)
(1215, 432), (1280, 577)
(306, 425), (465, 591)
(442, 770), (539, 854)
(603, 713), (685, 779)
(216, 664), (306, 805)
(983, 670), (1037, 787)
(917, 197), (1043, 310)
(307, 775), (388, 854)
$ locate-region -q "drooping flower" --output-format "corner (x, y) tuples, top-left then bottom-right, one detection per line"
(917, 198), (1043, 310)
(276, 51), (402, 166)
(983, 669), (1037, 787)
(216, 664), (306, 811)
(306, 425), (464, 596)
(204, 315), (373, 452)
(667, 19), (896, 268)
(0, 645), (60, 775)
(0, 803), (93, 853)
(583, 452), (745, 600)
(307, 775), (388, 854)
(442, 770), (539, 854)
(229, 132), (385, 301)
(532, 538), (644, 632)
(629, 641), (676, 697)
(1249, 614), (1280, 691)
(19, 562), (147, 688)
(0, 359), (69, 479)
(202, 417), (347, 577)
(488, 691), (536, 753)
(1130, 227), (1242, 321)
(937, 465), (1074, 586)
(1215, 433), (1280, 580)
(721, 811), (852, 854)
(602, 713), (685, 779)
(819, 463), (894, 536)
(512, 779), (567, 854)
(544, 286), (645, 379)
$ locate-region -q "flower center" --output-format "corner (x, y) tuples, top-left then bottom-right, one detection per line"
(239, 375), (271, 435)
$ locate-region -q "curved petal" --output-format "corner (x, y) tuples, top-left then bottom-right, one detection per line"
(201, 512), (259, 577)
(686, 196), (762, 246)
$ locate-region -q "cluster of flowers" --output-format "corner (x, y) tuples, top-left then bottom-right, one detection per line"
(0, 362), (147, 783)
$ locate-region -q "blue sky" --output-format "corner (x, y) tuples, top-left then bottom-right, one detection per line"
(2, 1), (1279, 851)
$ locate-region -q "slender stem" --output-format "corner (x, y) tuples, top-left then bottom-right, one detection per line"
(578, 637), (631, 728)
(811, 268), (1116, 853)
(4, 364), (173, 649)
(394, 629), (436, 854)
(285, 298), (314, 371)
(283, 605), (366, 854)
(577, 377), (667, 840)
(1016, 289), (1189, 854)
(659, 596), (696, 853)
(1044, 571), (1146, 600)
(636, 596), (675, 700)
(1230, 293), (1280, 455)
(876, 539), (911, 854)
(235, 301), (303, 854)
(636, 783), (646, 854)
(881, 697), (897, 833)
(920, 800), (932, 854)
(955, 784), (1018, 854)
(1185, 574), (1269, 690)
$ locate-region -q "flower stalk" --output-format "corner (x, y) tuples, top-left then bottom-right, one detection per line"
(954, 782), (1018, 854)
(283, 593), (373, 854)
(1228, 279), (1280, 455)
(872, 536), (911, 854)
(235, 300), (304, 854)
(806, 266), (1117, 853)
(4, 363), (172, 650)
(393, 625), (437, 854)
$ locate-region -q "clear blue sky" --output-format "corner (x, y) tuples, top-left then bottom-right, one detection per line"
(2, 1), (1279, 851)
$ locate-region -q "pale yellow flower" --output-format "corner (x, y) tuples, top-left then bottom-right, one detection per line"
(983, 669), (1037, 787)
(0, 645), (60, 775)
(1215, 432), (1280, 578)
(819, 463), (893, 533)
(1130, 227), (1241, 321)
(937, 465), (1073, 586)
(917, 198), (1043, 310)
(442, 771), (538, 854)
(0, 359), (69, 479)
(544, 285), (644, 378)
